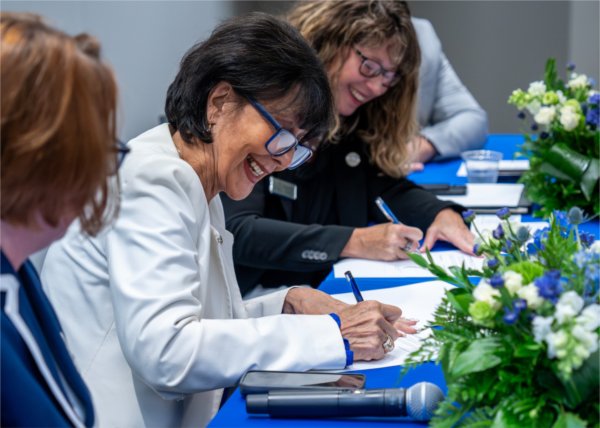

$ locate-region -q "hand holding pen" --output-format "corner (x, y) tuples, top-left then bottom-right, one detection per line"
(374, 197), (421, 254)
(343, 270), (420, 354)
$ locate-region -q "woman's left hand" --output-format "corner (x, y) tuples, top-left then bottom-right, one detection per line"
(421, 208), (474, 254)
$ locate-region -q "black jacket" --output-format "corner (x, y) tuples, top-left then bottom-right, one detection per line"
(222, 135), (461, 295)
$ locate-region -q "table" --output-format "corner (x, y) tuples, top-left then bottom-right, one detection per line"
(209, 135), (599, 427)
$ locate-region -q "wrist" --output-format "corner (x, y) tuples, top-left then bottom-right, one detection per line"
(418, 135), (437, 162)
(340, 228), (362, 258)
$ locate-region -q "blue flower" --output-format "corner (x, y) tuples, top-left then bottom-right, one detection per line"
(513, 298), (527, 311)
(496, 207), (511, 220)
(534, 270), (563, 303)
(589, 93), (600, 106)
(527, 227), (550, 254)
(539, 131), (549, 140)
(517, 111), (526, 120)
(503, 307), (519, 325)
(473, 244), (483, 256)
(502, 240), (514, 253)
(580, 231), (595, 248)
(531, 123), (539, 131)
(487, 258), (500, 270)
(493, 224), (505, 240)
(489, 272), (504, 287)
(553, 210), (570, 233)
(566, 62), (576, 71)
(462, 210), (476, 224)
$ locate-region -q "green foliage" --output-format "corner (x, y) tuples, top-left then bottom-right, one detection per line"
(404, 209), (600, 427)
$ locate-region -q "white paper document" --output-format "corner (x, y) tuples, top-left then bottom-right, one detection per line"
(333, 250), (483, 279)
(437, 183), (524, 207)
(472, 215), (549, 236)
(331, 280), (454, 371)
(457, 160), (530, 177)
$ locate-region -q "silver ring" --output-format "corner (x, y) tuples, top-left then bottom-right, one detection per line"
(382, 335), (395, 353)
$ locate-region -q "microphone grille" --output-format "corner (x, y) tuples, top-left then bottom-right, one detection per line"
(405, 382), (445, 421)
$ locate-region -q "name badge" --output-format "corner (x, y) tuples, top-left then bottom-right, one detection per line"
(268, 176), (297, 200)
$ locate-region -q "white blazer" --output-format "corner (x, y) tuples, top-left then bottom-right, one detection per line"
(41, 124), (346, 428)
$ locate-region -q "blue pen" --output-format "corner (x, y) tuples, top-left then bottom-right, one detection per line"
(344, 270), (364, 302)
(375, 196), (401, 224)
(375, 196), (416, 252)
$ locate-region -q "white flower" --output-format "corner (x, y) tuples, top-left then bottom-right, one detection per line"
(590, 241), (600, 254)
(526, 99), (542, 115)
(571, 325), (599, 355)
(533, 106), (556, 125)
(556, 90), (567, 104)
(546, 330), (569, 359)
(528, 81), (547, 96)
(503, 271), (523, 294)
(567, 73), (589, 89)
(532, 316), (554, 343)
(473, 282), (501, 309)
(559, 106), (580, 131)
(576, 304), (600, 331)
(555, 291), (584, 324)
(517, 283), (544, 309)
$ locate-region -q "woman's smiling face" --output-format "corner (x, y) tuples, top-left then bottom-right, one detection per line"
(332, 41), (398, 117)
(209, 84), (306, 201)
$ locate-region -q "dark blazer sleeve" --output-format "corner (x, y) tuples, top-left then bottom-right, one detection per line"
(222, 181), (354, 273)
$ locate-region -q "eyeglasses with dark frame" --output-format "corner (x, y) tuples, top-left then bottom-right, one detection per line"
(246, 97), (313, 170)
(354, 48), (400, 87)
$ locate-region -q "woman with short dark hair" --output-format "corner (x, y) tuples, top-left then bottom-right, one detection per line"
(1, 12), (121, 427)
(41, 13), (415, 427)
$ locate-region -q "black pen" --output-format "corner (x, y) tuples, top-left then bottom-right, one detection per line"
(344, 270), (364, 302)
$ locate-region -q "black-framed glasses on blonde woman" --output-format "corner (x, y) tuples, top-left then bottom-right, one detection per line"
(354, 48), (400, 87)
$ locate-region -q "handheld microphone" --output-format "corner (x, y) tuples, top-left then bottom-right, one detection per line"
(246, 382), (444, 420)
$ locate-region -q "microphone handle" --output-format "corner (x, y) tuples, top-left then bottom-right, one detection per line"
(246, 388), (406, 417)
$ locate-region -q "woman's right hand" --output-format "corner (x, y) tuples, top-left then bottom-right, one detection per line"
(338, 301), (416, 361)
(340, 223), (423, 261)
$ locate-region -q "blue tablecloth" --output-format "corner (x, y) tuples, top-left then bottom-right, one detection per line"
(209, 134), (599, 427)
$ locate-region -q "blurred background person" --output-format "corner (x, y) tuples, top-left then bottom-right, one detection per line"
(1, 12), (122, 427)
(223, 0), (474, 296)
(408, 16), (488, 172)
(41, 13), (416, 428)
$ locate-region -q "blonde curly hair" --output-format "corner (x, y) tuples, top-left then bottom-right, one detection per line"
(288, 0), (420, 178)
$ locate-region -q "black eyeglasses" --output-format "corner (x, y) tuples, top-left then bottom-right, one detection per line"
(247, 97), (313, 170)
(354, 48), (400, 87)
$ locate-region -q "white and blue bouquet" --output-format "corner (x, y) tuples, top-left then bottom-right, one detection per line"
(406, 207), (599, 427)
(508, 59), (599, 217)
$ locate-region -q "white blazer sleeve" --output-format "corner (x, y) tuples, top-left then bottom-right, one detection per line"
(107, 154), (346, 399)
(413, 18), (489, 159)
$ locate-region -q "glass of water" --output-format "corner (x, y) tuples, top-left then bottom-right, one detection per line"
(461, 150), (503, 183)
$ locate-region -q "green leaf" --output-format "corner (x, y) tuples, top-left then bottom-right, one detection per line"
(544, 58), (558, 89)
(561, 349), (600, 408)
(446, 288), (472, 314)
(451, 338), (502, 377)
(551, 412), (587, 428)
(408, 252), (429, 268)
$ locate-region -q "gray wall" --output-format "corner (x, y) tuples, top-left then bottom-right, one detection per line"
(3, 1), (598, 137)
(408, 1), (599, 133)
(2, 1), (232, 141)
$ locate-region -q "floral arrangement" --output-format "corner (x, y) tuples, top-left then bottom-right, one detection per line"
(406, 207), (599, 427)
(508, 59), (599, 217)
